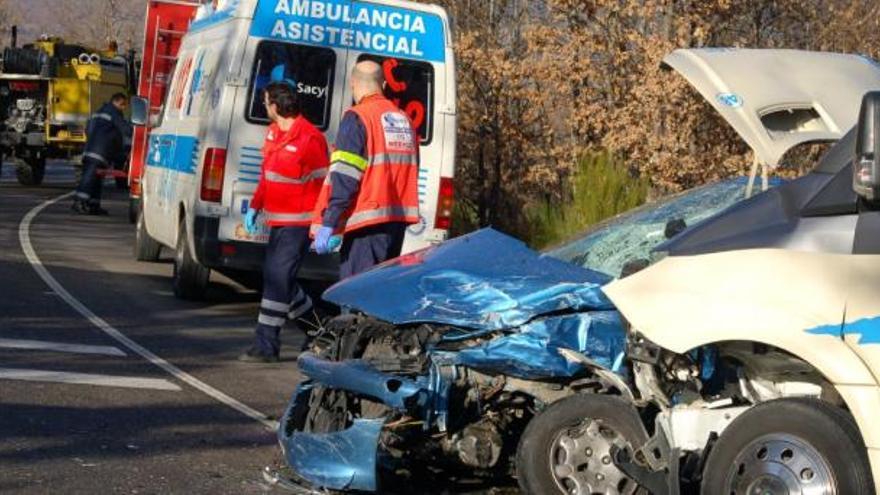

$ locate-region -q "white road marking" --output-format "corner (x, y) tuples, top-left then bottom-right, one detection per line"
(0, 368), (182, 391)
(0, 338), (127, 357)
(19, 192), (278, 430)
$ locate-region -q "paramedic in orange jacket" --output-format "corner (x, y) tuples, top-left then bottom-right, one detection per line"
(239, 81), (329, 363)
(311, 60), (420, 278)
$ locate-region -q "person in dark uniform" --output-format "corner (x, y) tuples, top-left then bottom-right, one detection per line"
(72, 93), (130, 215)
(238, 81), (330, 363)
(311, 61), (420, 278)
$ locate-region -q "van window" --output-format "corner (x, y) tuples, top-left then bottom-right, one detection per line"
(246, 41), (336, 130)
(357, 54), (434, 145)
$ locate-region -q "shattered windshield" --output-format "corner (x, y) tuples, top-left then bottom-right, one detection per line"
(547, 177), (776, 278)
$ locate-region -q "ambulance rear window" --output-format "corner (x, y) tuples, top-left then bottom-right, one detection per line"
(357, 54), (434, 145)
(246, 41), (336, 130)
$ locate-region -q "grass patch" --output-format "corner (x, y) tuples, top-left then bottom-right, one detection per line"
(526, 150), (649, 249)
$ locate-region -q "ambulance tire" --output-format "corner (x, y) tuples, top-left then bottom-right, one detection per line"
(16, 156), (45, 186)
(701, 398), (873, 495)
(134, 209), (161, 262)
(172, 220), (210, 300)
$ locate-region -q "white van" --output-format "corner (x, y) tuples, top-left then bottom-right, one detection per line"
(131, 0), (456, 299)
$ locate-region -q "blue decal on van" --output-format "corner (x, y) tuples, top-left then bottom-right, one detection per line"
(146, 134), (199, 175)
(251, 0), (446, 63)
(808, 316), (880, 345)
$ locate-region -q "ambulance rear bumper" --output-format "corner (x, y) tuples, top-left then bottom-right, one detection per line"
(193, 216), (339, 280)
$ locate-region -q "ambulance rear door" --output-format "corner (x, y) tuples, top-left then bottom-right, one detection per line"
(245, 0), (455, 254)
(221, 22), (347, 246)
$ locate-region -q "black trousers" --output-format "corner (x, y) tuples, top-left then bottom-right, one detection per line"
(74, 156), (106, 205)
(339, 222), (407, 279)
(253, 226), (312, 356)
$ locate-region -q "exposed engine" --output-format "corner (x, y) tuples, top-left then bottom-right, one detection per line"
(285, 315), (547, 490)
(0, 80), (47, 150)
(5, 97), (45, 134)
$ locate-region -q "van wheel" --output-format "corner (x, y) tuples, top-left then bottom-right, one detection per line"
(516, 394), (648, 495)
(702, 398), (873, 495)
(172, 220), (210, 300)
(16, 155), (45, 186)
(134, 209), (161, 262)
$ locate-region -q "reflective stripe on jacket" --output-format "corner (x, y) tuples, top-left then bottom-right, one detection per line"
(311, 95), (420, 235)
(251, 116), (329, 227)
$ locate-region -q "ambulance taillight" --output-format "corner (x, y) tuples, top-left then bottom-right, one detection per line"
(200, 148), (227, 202)
(435, 177), (455, 230)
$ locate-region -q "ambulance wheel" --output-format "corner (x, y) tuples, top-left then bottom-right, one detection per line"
(516, 394), (648, 495)
(172, 220), (210, 300)
(16, 155), (45, 186)
(701, 398), (873, 495)
(134, 209), (161, 262)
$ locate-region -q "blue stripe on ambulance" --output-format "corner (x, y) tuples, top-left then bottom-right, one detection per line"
(418, 167), (428, 204)
(146, 134), (199, 174)
(250, 0), (446, 63)
(239, 149), (263, 183)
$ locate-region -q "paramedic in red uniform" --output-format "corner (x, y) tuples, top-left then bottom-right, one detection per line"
(311, 60), (420, 277)
(238, 81), (329, 363)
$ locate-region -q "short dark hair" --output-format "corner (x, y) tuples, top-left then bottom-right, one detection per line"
(264, 82), (301, 118)
(111, 93), (128, 104)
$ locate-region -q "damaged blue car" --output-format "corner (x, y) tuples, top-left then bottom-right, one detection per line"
(267, 177), (777, 494)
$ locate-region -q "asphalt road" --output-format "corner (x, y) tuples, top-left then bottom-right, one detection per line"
(0, 161), (308, 494)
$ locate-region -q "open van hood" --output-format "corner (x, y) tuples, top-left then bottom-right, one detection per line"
(663, 48), (880, 167)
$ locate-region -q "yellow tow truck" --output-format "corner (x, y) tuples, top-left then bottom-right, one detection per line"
(0, 31), (135, 185)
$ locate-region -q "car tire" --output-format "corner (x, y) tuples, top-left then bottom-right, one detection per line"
(16, 155), (45, 186)
(172, 220), (209, 300)
(134, 209), (161, 262)
(516, 394), (648, 495)
(701, 398), (873, 495)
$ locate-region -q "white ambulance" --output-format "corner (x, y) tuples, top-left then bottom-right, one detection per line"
(130, 0), (456, 299)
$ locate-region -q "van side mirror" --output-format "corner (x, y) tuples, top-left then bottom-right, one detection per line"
(130, 96), (148, 126)
(854, 91), (880, 202)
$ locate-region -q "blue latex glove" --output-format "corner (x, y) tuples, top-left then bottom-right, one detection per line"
(244, 208), (260, 235)
(312, 226), (335, 254)
(328, 235), (343, 252)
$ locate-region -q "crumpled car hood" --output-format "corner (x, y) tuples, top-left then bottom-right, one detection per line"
(323, 228), (614, 331)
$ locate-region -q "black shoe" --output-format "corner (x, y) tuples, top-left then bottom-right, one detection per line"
(237, 347), (279, 363)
